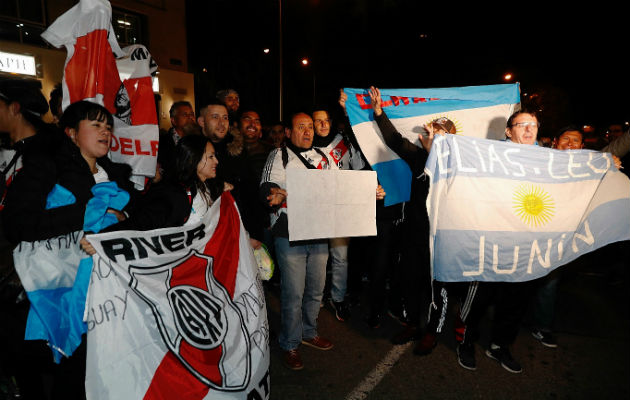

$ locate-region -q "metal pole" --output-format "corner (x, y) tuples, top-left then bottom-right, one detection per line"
(278, 0), (283, 122)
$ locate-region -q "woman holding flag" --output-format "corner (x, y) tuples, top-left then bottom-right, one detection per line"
(89, 134), (225, 234)
(3, 100), (137, 244)
(2, 99), (137, 399)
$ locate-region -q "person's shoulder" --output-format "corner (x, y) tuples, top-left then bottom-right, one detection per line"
(267, 146), (282, 158)
(23, 124), (63, 155)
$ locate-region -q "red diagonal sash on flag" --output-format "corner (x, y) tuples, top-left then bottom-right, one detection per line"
(143, 193), (241, 399)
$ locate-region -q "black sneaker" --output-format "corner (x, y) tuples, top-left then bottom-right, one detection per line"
(531, 330), (558, 348)
(457, 342), (476, 370)
(329, 299), (350, 322)
(485, 344), (522, 373)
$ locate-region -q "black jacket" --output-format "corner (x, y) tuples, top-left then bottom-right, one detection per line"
(374, 111), (430, 238)
(2, 136), (136, 244)
(103, 181), (193, 232)
(214, 133), (266, 241)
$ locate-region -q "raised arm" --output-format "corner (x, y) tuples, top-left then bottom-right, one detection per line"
(368, 86), (429, 173)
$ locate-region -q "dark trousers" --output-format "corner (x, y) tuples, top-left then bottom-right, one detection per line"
(398, 221), (431, 326)
(367, 217), (403, 316)
(461, 281), (534, 347)
(531, 270), (561, 332)
(0, 297), (86, 400)
(425, 281), (470, 334)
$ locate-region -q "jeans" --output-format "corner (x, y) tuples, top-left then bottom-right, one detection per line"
(274, 237), (329, 351)
(329, 237), (350, 303)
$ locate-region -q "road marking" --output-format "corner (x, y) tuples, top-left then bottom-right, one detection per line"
(344, 342), (412, 400)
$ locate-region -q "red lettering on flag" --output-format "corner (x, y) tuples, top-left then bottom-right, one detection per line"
(356, 94), (372, 110)
(120, 137), (134, 155)
(135, 140), (150, 156)
(390, 96), (410, 106)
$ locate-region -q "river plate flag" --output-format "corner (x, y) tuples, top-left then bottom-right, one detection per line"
(425, 134), (630, 282)
(344, 84), (520, 206)
(41, 0), (159, 188)
(84, 193), (270, 400)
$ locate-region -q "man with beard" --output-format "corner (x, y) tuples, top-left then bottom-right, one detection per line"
(216, 89), (240, 128)
(197, 101), (265, 248)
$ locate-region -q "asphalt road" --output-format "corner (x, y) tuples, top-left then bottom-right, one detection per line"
(264, 244), (630, 400)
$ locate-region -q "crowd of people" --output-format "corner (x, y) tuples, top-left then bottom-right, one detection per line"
(1, 76), (628, 398)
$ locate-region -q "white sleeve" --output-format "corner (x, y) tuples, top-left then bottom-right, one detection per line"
(260, 148), (286, 189)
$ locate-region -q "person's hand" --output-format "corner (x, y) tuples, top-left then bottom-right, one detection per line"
(376, 184), (386, 200)
(613, 154), (623, 170)
(338, 89), (348, 111)
(80, 237), (96, 256)
(106, 208), (126, 222)
(250, 238), (263, 250)
(418, 123), (441, 152)
(267, 187), (287, 206)
(368, 86), (383, 117)
(224, 182), (234, 192)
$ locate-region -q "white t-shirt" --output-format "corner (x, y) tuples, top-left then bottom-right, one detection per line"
(185, 191), (212, 227)
(93, 163), (110, 184)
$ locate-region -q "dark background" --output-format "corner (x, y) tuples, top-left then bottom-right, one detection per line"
(186, 0), (628, 138)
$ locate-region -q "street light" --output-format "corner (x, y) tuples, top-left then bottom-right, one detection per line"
(504, 73), (513, 81)
(279, 0), (283, 121)
(301, 57), (309, 66)
(263, 48), (270, 54)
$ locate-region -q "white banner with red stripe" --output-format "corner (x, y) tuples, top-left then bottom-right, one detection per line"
(41, 0), (159, 187)
(84, 192), (270, 400)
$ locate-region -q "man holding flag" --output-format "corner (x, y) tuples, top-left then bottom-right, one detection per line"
(424, 109), (630, 373)
(455, 109), (543, 373)
(357, 87), (436, 346)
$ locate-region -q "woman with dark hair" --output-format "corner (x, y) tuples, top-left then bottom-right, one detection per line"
(1, 98), (136, 399)
(98, 134), (223, 232)
(2, 100), (136, 244)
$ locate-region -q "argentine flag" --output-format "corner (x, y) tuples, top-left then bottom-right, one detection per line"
(344, 84), (520, 206)
(425, 134), (630, 282)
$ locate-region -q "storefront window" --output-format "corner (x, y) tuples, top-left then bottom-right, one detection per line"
(0, 0), (46, 46)
(112, 10), (146, 47)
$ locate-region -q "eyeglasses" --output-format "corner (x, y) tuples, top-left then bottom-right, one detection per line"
(510, 121), (539, 128)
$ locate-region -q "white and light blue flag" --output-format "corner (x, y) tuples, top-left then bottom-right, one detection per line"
(425, 134), (630, 282)
(344, 84), (520, 205)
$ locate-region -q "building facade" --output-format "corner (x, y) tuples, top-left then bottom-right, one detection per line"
(0, 0), (194, 130)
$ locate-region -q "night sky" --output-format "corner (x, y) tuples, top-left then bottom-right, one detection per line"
(186, 0), (628, 136)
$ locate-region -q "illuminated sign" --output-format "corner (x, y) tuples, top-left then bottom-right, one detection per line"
(0, 51), (37, 76)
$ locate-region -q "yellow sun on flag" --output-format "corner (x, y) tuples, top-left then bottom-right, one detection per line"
(423, 114), (463, 135)
(512, 184), (555, 227)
